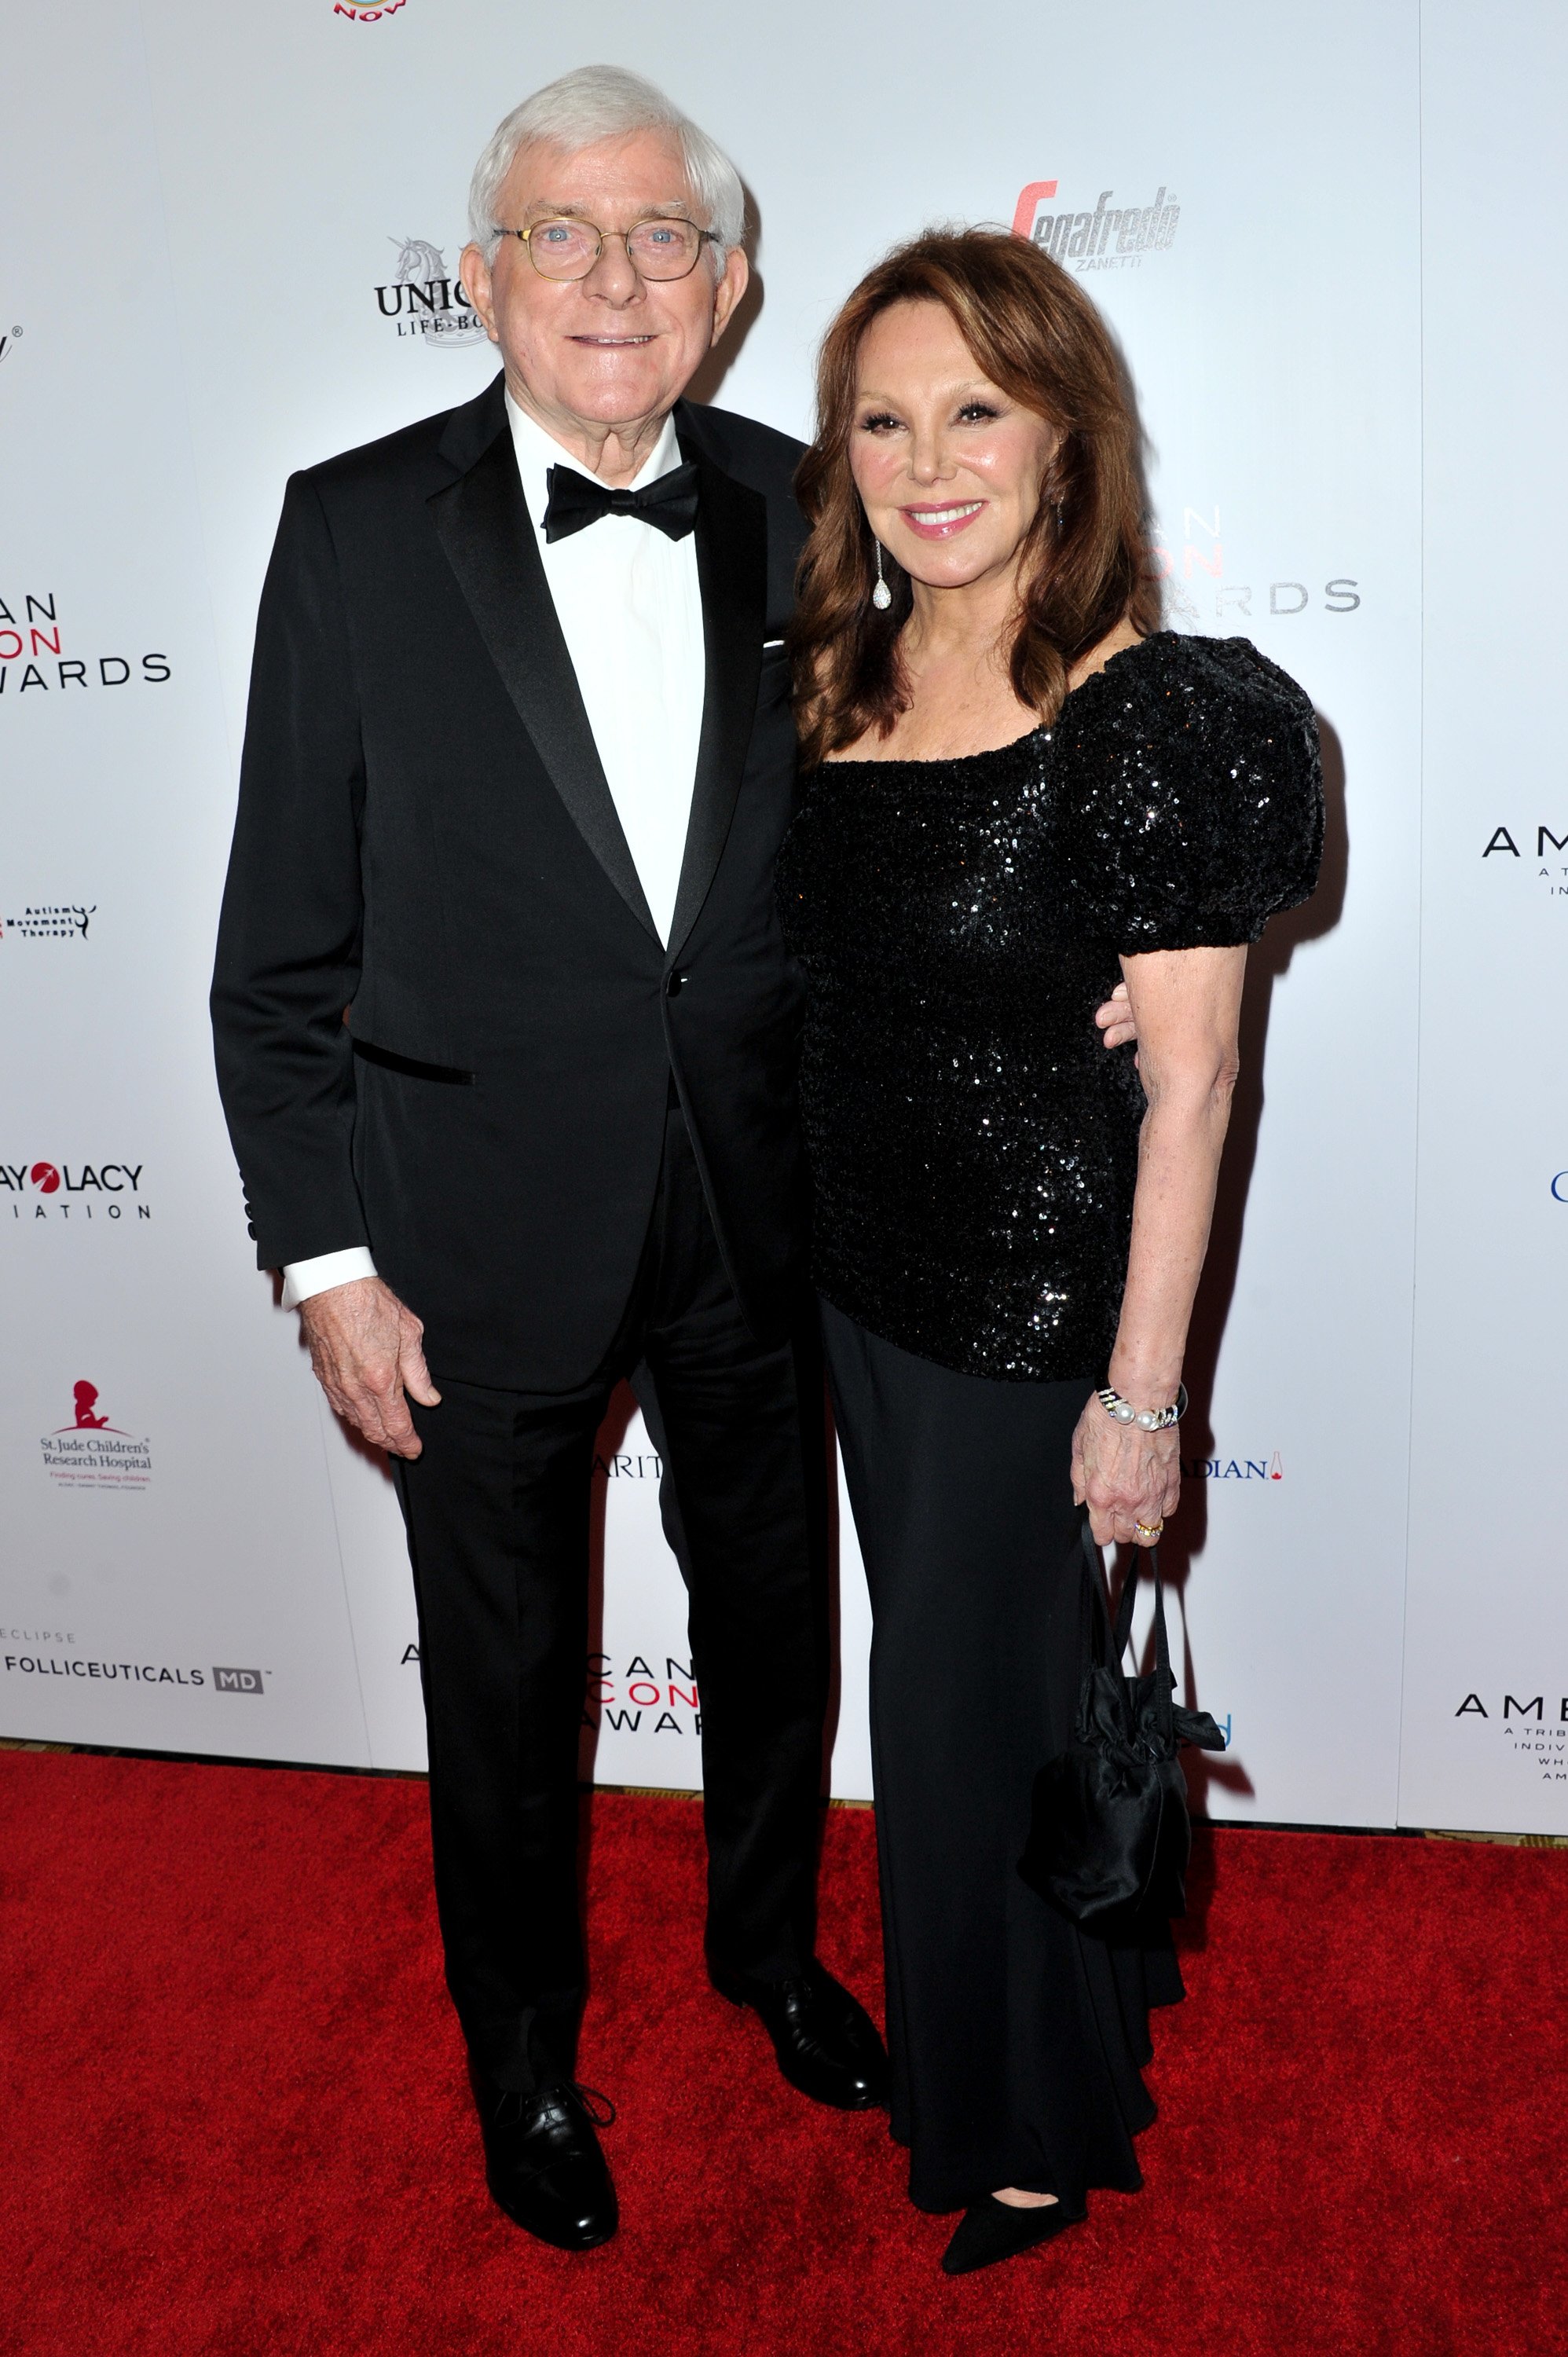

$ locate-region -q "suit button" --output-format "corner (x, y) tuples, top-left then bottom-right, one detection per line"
(666, 970), (689, 997)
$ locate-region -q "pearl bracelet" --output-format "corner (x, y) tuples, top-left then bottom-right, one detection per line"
(1097, 1380), (1188, 1432)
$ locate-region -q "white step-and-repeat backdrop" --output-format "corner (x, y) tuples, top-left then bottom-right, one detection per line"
(2, 2), (1563, 1832)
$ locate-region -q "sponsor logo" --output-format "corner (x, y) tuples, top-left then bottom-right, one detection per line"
(1455, 1691), (1568, 1783)
(374, 238), (486, 348)
(0, 592), (170, 702)
(1182, 1450), (1284, 1482)
(585, 1653), (700, 1739)
(213, 1666), (266, 1695)
(593, 1445), (662, 1482)
(39, 1382), (151, 1489)
(3, 1159), (149, 1222)
(334, 0), (405, 16)
(1552, 1173), (1568, 1202)
(1481, 824), (1568, 900)
(3, 1653), (204, 1684)
(405, 1637), (701, 1737)
(1, 903), (94, 941)
(1013, 178), (1180, 273)
(0, 324), (20, 367)
(1151, 507), (1361, 627)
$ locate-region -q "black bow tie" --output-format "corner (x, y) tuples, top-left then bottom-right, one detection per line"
(542, 460), (700, 544)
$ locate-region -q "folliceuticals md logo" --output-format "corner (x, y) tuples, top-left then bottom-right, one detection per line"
(374, 238), (487, 349)
(39, 1382), (152, 1490)
(1013, 178), (1180, 273)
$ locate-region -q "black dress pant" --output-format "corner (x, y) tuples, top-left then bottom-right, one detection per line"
(820, 1299), (1182, 2216)
(394, 1102), (828, 2093)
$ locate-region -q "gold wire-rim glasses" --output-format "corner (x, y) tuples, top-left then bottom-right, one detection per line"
(493, 215), (719, 284)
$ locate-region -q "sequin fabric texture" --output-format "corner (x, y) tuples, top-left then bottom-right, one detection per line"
(775, 632), (1324, 1380)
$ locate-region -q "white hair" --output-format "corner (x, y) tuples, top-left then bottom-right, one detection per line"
(467, 65), (747, 266)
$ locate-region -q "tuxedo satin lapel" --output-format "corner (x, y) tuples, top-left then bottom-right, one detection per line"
(667, 453), (767, 962)
(427, 420), (658, 941)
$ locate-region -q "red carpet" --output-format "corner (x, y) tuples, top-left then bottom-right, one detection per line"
(1, 1751), (1561, 2357)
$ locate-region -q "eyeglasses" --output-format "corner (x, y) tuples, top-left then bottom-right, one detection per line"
(494, 216), (717, 283)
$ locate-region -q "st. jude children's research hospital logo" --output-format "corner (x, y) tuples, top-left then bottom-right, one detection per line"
(39, 1382), (151, 1490)
(1013, 178), (1180, 272)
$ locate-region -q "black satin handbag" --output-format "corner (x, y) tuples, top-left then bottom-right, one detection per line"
(1018, 1519), (1228, 1930)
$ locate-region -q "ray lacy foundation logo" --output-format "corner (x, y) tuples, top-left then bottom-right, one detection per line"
(1013, 178), (1180, 273)
(373, 237), (486, 348)
(4, 1157), (148, 1222)
(40, 1381), (152, 1490)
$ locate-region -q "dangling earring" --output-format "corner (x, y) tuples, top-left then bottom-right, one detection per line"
(871, 541), (892, 611)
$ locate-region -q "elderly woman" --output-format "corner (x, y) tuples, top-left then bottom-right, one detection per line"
(777, 229), (1321, 2274)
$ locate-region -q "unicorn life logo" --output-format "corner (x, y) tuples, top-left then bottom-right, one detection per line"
(373, 239), (487, 348)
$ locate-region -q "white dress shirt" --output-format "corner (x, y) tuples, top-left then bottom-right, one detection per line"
(280, 394), (706, 1310)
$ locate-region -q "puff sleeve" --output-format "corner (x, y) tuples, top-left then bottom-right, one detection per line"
(1057, 634), (1324, 951)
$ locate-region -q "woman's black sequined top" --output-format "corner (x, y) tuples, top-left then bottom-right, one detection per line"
(775, 632), (1324, 1381)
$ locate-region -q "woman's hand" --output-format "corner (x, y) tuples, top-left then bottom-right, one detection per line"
(1070, 1394), (1181, 1547)
(1094, 981), (1138, 1055)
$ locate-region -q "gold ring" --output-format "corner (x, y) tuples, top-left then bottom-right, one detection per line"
(1134, 1520), (1164, 1541)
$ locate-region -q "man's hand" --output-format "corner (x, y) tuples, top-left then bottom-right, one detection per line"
(1095, 981), (1138, 1054)
(299, 1276), (440, 1459)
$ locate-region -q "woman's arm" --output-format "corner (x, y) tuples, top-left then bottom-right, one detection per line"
(1071, 943), (1247, 1547)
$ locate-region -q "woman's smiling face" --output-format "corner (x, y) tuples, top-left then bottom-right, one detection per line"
(848, 299), (1060, 595)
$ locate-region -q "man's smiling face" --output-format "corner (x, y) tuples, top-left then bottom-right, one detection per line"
(460, 127), (748, 468)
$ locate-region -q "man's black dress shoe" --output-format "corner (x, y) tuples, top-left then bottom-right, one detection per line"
(712, 1958), (890, 2110)
(940, 2194), (1083, 2275)
(471, 2070), (617, 2251)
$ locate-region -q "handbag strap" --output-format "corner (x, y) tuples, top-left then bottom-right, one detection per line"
(1079, 1516), (1176, 1745)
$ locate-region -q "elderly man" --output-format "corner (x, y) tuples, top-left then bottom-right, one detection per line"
(211, 67), (886, 2252)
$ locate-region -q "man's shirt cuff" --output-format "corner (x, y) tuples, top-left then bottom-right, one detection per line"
(280, 1247), (379, 1309)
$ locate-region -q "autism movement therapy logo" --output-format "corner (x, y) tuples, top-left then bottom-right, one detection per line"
(1013, 178), (1180, 272)
(374, 238), (488, 348)
(2, 904), (94, 941)
(39, 1381), (151, 1489)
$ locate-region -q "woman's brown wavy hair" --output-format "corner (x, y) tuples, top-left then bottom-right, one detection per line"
(790, 227), (1159, 767)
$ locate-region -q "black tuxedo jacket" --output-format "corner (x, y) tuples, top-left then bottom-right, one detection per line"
(211, 375), (809, 1388)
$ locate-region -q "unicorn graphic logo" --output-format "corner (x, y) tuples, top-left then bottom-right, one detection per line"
(374, 239), (486, 347)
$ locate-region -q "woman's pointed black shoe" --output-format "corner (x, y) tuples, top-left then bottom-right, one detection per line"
(940, 2194), (1083, 2276)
